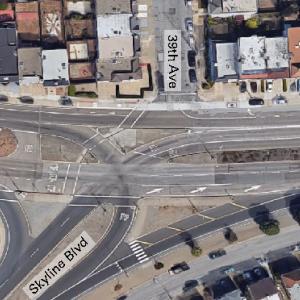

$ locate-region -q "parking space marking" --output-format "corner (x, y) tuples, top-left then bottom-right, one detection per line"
(231, 202), (247, 210)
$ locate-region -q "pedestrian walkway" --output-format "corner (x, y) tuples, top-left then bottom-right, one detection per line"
(129, 241), (150, 263)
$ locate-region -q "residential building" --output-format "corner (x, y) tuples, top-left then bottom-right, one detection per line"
(209, 41), (238, 81)
(288, 27), (300, 78)
(281, 269), (300, 300)
(40, 0), (64, 44)
(15, 1), (40, 42)
(96, 0), (132, 15)
(18, 47), (42, 85)
(0, 26), (18, 83)
(69, 62), (95, 81)
(67, 40), (97, 61)
(96, 0), (141, 82)
(247, 278), (280, 300)
(65, 19), (96, 40)
(42, 49), (69, 86)
(208, 0), (257, 19)
(238, 35), (289, 79)
(64, 0), (93, 16)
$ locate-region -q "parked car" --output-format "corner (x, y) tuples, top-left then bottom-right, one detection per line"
(183, 280), (198, 292)
(223, 266), (235, 275)
(297, 79), (300, 92)
(239, 81), (247, 93)
(60, 96), (73, 106)
(185, 18), (193, 32)
(272, 95), (287, 105)
(185, 0), (192, 6)
(249, 98), (264, 106)
(188, 34), (195, 47)
(187, 50), (196, 67)
(0, 95), (8, 102)
(266, 79), (273, 92)
(168, 262), (190, 275)
(19, 96), (34, 104)
(188, 69), (197, 83)
(250, 81), (257, 93)
(208, 249), (226, 259)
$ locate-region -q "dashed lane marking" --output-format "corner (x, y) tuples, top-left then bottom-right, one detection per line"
(230, 202), (247, 209)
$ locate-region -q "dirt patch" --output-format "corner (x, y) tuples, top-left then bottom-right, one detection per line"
(0, 128), (17, 157)
(128, 197), (231, 240)
(169, 153), (216, 164)
(218, 148), (300, 164)
(41, 135), (84, 162)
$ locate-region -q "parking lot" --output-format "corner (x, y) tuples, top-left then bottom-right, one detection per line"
(152, 0), (197, 96)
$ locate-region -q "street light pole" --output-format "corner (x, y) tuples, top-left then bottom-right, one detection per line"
(153, 276), (172, 300)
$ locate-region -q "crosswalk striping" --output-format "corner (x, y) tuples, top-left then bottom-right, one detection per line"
(129, 241), (150, 263)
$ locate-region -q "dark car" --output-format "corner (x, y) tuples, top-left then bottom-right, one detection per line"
(59, 96), (73, 106)
(239, 81), (247, 93)
(19, 96), (34, 104)
(183, 280), (198, 292)
(249, 98), (264, 106)
(208, 249), (226, 259)
(187, 50), (196, 67)
(168, 262), (190, 275)
(189, 69), (197, 83)
(0, 95), (8, 102)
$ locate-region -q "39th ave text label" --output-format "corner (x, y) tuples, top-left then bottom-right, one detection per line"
(164, 30), (182, 92)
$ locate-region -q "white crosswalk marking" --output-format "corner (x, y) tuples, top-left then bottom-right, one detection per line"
(129, 241), (150, 263)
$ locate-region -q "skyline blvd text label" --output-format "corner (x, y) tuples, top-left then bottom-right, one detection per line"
(23, 231), (96, 299)
(164, 30), (181, 92)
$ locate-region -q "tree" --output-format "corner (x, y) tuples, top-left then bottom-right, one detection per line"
(154, 261), (164, 270)
(224, 227), (238, 243)
(191, 246), (202, 257)
(114, 283), (123, 291)
(245, 17), (259, 29)
(259, 219), (280, 235)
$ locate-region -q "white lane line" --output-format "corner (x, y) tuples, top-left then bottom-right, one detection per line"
(190, 187), (207, 194)
(82, 132), (101, 145)
(146, 188), (163, 195)
(30, 248), (39, 258)
(72, 165), (81, 195)
(62, 163), (70, 194)
(131, 109), (146, 128)
(60, 217), (70, 227)
(244, 185), (261, 193)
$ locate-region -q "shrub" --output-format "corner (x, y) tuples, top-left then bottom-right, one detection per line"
(154, 262), (164, 270)
(259, 220), (280, 235)
(68, 84), (76, 96)
(224, 228), (238, 243)
(245, 17), (259, 29)
(191, 246), (202, 257)
(282, 79), (287, 92)
(0, 3), (8, 10)
(114, 283), (123, 291)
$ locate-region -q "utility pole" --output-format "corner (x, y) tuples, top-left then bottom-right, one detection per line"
(199, 139), (215, 160)
(153, 276), (172, 300)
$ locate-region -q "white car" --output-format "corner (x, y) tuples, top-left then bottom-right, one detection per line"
(185, 18), (193, 33)
(266, 79), (273, 92)
(188, 34), (195, 47)
(185, 0), (192, 6)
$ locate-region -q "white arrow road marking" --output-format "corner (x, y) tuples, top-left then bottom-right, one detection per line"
(190, 187), (207, 194)
(244, 185), (261, 193)
(146, 188), (163, 195)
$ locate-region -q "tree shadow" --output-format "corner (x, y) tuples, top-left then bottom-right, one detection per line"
(180, 231), (196, 249)
(248, 204), (271, 226)
(288, 195), (300, 225)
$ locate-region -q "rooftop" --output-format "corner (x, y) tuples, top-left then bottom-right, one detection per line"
(247, 278), (279, 300)
(208, 0), (257, 15)
(0, 27), (18, 82)
(69, 62), (95, 80)
(288, 27), (300, 78)
(18, 47), (42, 78)
(42, 49), (69, 85)
(96, 0), (132, 15)
(97, 14), (132, 38)
(239, 36), (288, 74)
(216, 42), (238, 78)
(98, 36), (134, 60)
(282, 269), (300, 288)
(67, 40), (97, 61)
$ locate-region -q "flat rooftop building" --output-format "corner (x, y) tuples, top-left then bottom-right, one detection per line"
(42, 49), (69, 86)
(215, 43), (238, 79)
(239, 35), (289, 79)
(96, 0), (132, 15)
(0, 27), (18, 82)
(97, 14), (132, 37)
